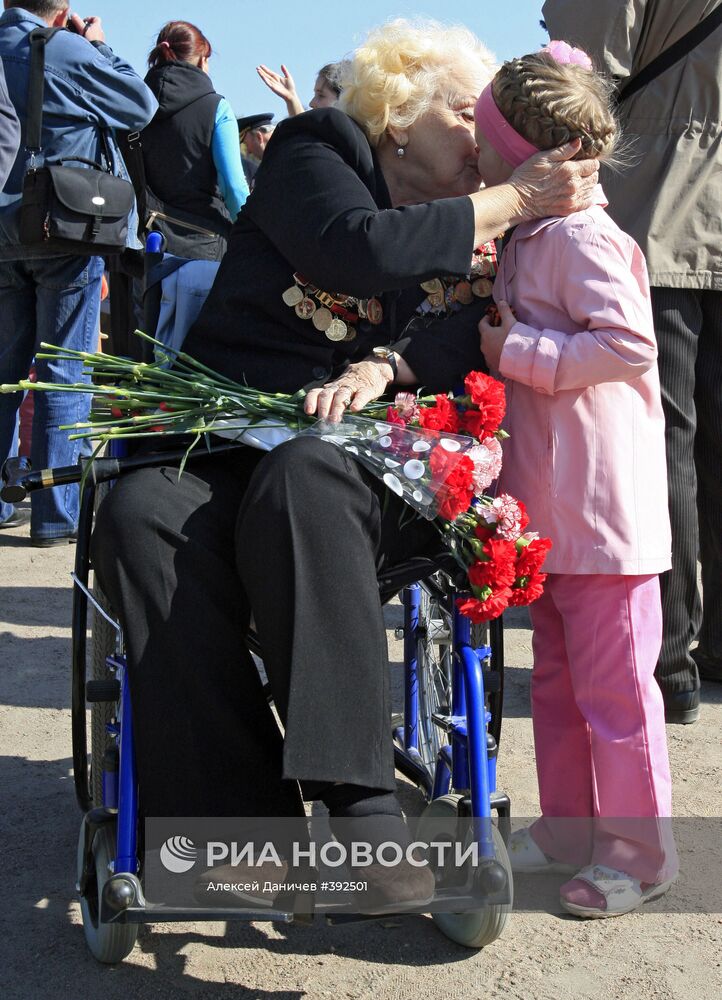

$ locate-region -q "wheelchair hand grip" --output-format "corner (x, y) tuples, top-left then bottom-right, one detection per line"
(0, 456), (121, 502)
(1, 442), (244, 504)
(0, 456), (32, 502)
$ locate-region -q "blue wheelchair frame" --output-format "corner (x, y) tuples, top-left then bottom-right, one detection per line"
(76, 597), (508, 926)
(2, 440), (510, 933)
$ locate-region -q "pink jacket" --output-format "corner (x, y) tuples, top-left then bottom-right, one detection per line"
(495, 188), (672, 575)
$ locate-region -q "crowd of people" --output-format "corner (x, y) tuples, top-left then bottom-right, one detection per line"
(0, 0), (720, 921)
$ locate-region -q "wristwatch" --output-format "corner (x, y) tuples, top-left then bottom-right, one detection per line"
(371, 346), (398, 380)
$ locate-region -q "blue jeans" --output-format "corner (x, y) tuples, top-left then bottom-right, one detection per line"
(0, 255), (104, 538)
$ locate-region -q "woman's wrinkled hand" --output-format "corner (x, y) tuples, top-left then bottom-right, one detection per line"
(509, 139), (599, 221)
(304, 359), (394, 423)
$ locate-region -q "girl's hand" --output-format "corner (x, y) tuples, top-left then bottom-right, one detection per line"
(256, 64), (304, 116)
(479, 300), (516, 371)
(509, 139), (599, 221)
(304, 359), (394, 423)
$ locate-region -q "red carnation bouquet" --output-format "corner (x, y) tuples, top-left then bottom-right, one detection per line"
(2, 336), (551, 622)
(385, 372), (551, 622)
(305, 370), (551, 622)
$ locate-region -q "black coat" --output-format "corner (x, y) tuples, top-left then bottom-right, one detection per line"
(183, 107), (489, 394)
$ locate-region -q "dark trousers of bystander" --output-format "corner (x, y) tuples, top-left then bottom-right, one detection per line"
(91, 437), (438, 819)
(652, 287), (722, 697)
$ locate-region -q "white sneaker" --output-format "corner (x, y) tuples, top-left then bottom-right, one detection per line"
(508, 827), (577, 874)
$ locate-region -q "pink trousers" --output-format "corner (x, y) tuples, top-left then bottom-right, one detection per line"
(528, 573), (678, 884)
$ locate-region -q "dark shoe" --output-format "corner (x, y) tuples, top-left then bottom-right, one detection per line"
(355, 859), (436, 915)
(663, 688), (700, 725)
(0, 508), (29, 529)
(691, 647), (722, 685)
(30, 532), (78, 548)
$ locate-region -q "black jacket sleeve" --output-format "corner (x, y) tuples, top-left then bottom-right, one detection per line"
(243, 108), (476, 298)
(0, 59), (20, 190)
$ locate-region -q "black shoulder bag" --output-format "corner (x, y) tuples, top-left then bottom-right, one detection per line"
(617, 3), (722, 104)
(19, 27), (135, 255)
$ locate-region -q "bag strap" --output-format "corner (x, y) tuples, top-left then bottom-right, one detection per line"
(25, 27), (62, 155)
(117, 129), (148, 233)
(617, 3), (722, 104)
(25, 27), (116, 172)
(122, 129), (148, 194)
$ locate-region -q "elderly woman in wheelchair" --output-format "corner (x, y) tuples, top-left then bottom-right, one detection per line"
(6, 18), (598, 961)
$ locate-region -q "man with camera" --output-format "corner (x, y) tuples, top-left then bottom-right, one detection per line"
(0, 59), (19, 187)
(0, 1), (156, 544)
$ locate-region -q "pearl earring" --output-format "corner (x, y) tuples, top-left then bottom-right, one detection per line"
(396, 147), (405, 158)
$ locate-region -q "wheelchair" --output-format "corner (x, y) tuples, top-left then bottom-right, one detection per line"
(3, 442), (512, 959)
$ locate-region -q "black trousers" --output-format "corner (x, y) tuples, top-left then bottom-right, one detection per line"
(652, 287), (722, 693)
(91, 437), (437, 817)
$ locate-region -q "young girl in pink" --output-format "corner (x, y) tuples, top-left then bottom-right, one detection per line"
(474, 42), (677, 917)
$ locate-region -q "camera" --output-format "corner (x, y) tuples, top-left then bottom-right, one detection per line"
(65, 14), (89, 35)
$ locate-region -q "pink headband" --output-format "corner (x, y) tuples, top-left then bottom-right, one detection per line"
(473, 40), (594, 168)
(473, 84), (538, 168)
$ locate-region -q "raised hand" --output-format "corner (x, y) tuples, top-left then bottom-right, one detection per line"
(256, 64), (304, 116)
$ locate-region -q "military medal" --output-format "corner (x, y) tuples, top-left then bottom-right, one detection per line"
(282, 285), (304, 307)
(453, 280), (473, 305)
(343, 326), (357, 342)
(366, 297), (383, 325)
(471, 278), (493, 298)
(295, 296), (316, 320)
(420, 277), (443, 294)
(312, 307), (333, 331)
(326, 318), (347, 341)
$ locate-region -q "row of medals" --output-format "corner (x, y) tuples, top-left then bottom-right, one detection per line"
(281, 275), (383, 343)
(419, 245), (497, 311)
(281, 245), (497, 343)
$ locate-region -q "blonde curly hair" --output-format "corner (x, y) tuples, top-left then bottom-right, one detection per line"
(338, 19), (496, 147)
(492, 52), (618, 160)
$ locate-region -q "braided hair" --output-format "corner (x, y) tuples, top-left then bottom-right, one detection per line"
(492, 52), (618, 160)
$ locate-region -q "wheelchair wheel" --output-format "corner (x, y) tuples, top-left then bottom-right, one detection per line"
(89, 582), (118, 807)
(417, 794), (512, 949)
(77, 821), (139, 964)
(89, 482), (118, 808)
(415, 583), (453, 771)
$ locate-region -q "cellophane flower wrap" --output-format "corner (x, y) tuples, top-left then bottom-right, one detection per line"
(1, 334), (551, 621)
(375, 370), (552, 622)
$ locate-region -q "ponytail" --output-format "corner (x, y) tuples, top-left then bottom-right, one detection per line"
(148, 21), (212, 68)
